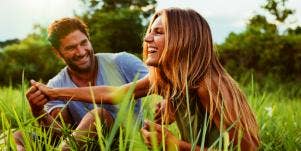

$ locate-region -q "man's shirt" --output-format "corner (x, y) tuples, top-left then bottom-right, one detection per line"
(44, 52), (148, 125)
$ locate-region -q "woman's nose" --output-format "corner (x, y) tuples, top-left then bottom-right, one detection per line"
(144, 34), (153, 42)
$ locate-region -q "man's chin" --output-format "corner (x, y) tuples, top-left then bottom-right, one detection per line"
(78, 66), (93, 73)
(68, 64), (92, 73)
(68, 57), (95, 73)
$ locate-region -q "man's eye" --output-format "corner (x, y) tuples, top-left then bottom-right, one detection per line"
(81, 40), (88, 46)
(65, 46), (75, 51)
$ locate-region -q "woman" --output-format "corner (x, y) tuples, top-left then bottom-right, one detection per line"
(34, 8), (259, 150)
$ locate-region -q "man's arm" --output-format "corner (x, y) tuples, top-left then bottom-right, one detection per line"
(26, 86), (73, 136)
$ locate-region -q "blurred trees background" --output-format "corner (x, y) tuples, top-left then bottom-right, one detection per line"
(0, 0), (300, 86)
(0, 26), (64, 85)
(218, 0), (301, 83)
(80, 0), (156, 54)
(0, 0), (156, 85)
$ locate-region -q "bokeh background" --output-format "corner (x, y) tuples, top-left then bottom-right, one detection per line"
(0, 1), (300, 150)
(0, 0), (300, 86)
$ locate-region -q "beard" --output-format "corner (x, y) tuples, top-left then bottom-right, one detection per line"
(62, 48), (96, 73)
(67, 59), (93, 73)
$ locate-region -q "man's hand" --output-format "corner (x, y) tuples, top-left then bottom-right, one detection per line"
(154, 99), (176, 124)
(141, 120), (179, 150)
(30, 80), (56, 100)
(26, 84), (48, 117)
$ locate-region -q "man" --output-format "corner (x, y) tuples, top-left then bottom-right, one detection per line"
(13, 17), (148, 150)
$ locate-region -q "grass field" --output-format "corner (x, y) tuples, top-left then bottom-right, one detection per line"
(0, 77), (300, 151)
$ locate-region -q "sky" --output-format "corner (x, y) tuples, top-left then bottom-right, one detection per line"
(0, 0), (300, 43)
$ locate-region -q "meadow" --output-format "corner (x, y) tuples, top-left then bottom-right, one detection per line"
(0, 76), (300, 151)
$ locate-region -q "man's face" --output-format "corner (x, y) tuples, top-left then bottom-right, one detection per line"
(56, 30), (94, 73)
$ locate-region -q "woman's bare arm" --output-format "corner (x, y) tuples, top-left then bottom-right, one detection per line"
(197, 80), (258, 151)
(32, 75), (150, 104)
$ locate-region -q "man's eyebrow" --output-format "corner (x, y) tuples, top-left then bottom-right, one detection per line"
(65, 44), (77, 50)
(80, 39), (88, 44)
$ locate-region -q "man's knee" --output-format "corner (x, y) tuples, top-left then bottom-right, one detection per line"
(13, 130), (25, 151)
(13, 130), (23, 144)
(75, 108), (114, 139)
(82, 108), (114, 127)
(90, 108), (113, 121)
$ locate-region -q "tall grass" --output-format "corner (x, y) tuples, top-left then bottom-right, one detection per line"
(242, 77), (301, 151)
(0, 76), (300, 150)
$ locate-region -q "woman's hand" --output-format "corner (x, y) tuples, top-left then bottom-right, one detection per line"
(154, 99), (176, 124)
(30, 80), (56, 100)
(140, 120), (179, 150)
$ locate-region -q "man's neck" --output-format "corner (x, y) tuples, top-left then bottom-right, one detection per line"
(68, 57), (98, 87)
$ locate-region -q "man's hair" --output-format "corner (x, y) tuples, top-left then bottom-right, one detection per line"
(47, 17), (90, 49)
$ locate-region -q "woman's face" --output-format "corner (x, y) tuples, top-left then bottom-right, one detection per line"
(144, 16), (165, 67)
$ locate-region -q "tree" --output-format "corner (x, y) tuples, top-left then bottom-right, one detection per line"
(79, 0), (157, 54)
(218, 0), (301, 82)
(262, 0), (294, 23)
(82, 0), (156, 17)
(0, 0), (157, 85)
(0, 39), (20, 48)
(0, 26), (64, 85)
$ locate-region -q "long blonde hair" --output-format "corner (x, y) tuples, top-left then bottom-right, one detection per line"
(143, 8), (259, 147)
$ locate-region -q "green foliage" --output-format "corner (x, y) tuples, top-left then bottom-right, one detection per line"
(0, 75), (300, 150)
(0, 0), (157, 86)
(0, 39), (20, 49)
(82, 0), (156, 18)
(219, 23), (301, 81)
(242, 75), (301, 150)
(80, 0), (156, 54)
(262, 0), (295, 22)
(0, 85), (31, 128)
(84, 8), (145, 54)
(218, 0), (301, 82)
(0, 26), (64, 86)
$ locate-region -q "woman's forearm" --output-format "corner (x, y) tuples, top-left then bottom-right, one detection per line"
(177, 140), (203, 151)
(49, 86), (118, 104)
(48, 76), (150, 104)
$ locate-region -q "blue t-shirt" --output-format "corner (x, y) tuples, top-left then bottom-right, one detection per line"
(44, 52), (148, 125)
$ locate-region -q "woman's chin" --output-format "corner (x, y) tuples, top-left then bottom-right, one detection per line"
(145, 59), (159, 67)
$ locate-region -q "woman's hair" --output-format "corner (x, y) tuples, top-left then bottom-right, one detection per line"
(143, 8), (259, 147)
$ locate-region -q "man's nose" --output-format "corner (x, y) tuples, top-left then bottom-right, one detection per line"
(75, 45), (86, 56)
